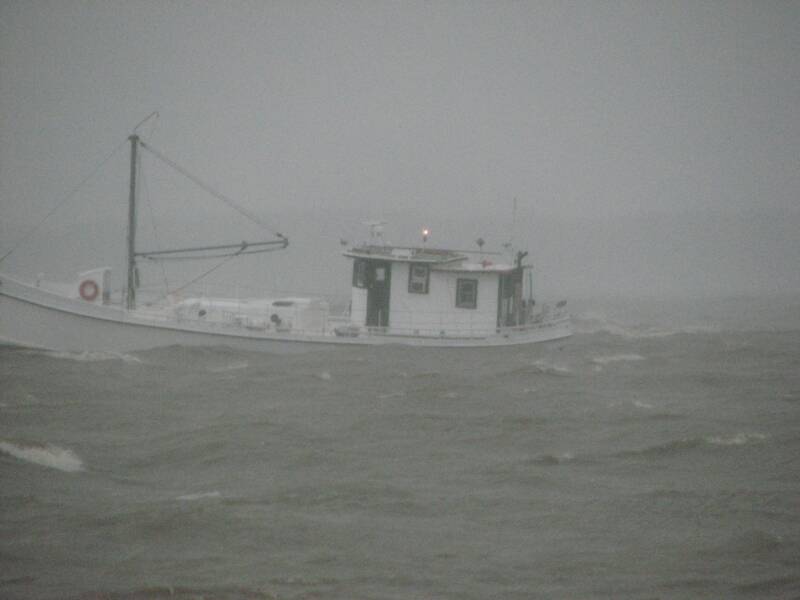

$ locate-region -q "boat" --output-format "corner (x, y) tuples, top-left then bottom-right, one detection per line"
(0, 130), (571, 352)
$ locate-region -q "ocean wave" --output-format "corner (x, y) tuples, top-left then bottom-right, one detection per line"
(612, 402), (687, 421)
(574, 312), (719, 339)
(619, 432), (767, 458)
(72, 586), (280, 599)
(499, 360), (572, 377)
(530, 359), (572, 376)
(501, 415), (544, 432)
(591, 353), (646, 365)
(632, 400), (654, 409)
(723, 530), (784, 555)
(529, 452), (575, 466)
(410, 371), (441, 380)
(707, 432), (768, 446)
(41, 350), (142, 363)
(618, 438), (704, 458)
(176, 491), (222, 501)
(0, 440), (84, 472)
(782, 392), (800, 403)
(735, 575), (800, 596)
(208, 361), (249, 373)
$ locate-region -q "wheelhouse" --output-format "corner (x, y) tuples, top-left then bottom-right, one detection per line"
(343, 245), (529, 338)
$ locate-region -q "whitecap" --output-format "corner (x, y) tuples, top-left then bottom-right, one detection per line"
(531, 360), (571, 376)
(591, 354), (646, 365)
(0, 441), (84, 472)
(43, 350), (142, 363)
(707, 433), (767, 446)
(176, 491), (222, 501)
(531, 452), (575, 466)
(208, 361), (249, 373)
(378, 391), (406, 400)
(574, 313), (720, 339)
(316, 370), (332, 381)
(632, 400), (654, 409)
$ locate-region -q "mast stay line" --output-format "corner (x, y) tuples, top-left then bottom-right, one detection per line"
(138, 140), (286, 241)
(126, 134), (288, 309)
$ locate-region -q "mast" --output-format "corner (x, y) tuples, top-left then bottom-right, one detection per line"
(126, 134), (139, 310)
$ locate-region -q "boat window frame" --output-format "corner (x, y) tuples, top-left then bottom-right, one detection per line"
(374, 265), (387, 283)
(456, 278), (478, 309)
(408, 263), (430, 294)
(352, 259), (368, 288)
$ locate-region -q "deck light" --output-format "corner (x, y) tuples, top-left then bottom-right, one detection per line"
(422, 228), (430, 244)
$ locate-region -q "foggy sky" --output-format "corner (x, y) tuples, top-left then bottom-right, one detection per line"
(1, 1), (798, 299)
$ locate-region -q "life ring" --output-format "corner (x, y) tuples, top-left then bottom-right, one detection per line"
(79, 279), (99, 302)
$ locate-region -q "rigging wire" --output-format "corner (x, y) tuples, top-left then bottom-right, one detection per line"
(0, 137), (129, 266)
(159, 245), (246, 301)
(138, 140), (285, 240)
(133, 111), (159, 137)
(135, 133), (288, 299)
(1, 125), (288, 303)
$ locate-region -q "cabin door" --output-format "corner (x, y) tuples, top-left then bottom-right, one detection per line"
(366, 261), (391, 328)
(497, 270), (523, 326)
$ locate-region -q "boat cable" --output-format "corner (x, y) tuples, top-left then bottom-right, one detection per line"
(157, 244), (247, 301)
(138, 140), (285, 241)
(0, 137), (129, 266)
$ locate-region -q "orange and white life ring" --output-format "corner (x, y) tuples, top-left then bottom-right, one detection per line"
(79, 279), (99, 302)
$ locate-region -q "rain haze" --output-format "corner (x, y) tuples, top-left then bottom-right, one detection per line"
(2, 3), (800, 600)
(1, 0), (799, 301)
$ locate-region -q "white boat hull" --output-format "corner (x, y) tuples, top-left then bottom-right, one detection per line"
(0, 275), (572, 352)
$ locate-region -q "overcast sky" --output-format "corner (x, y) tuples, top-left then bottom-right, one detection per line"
(1, 1), (798, 298)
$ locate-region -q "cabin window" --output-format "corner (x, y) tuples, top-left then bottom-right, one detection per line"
(456, 278), (478, 309)
(408, 264), (430, 294)
(352, 259), (367, 288)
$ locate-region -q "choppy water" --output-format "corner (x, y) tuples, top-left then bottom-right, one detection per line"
(2, 297), (800, 599)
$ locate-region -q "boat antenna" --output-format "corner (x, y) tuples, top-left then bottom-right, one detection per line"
(364, 220), (387, 245)
(476, 237), (485, 259)
(511, 196), (517, 256)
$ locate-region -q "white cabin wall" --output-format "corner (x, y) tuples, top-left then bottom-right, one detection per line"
(350, 287), (367, 325)
(389, 263), (499, 335)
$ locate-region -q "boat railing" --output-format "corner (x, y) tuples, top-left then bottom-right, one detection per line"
(127, 284), (569, 340)
(125, 300), (569, 339)
(134, 282), (349, 311)
(352, 312), (570, 340)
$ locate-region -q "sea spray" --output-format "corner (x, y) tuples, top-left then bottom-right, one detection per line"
(0, 441), (84, 472)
